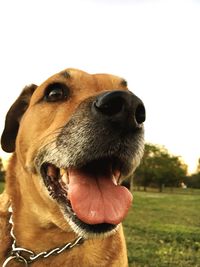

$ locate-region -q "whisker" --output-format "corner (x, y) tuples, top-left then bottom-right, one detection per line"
(36, 126), (65, 152)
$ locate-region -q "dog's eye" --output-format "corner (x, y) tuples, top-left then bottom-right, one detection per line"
(45, 83), (70, 102)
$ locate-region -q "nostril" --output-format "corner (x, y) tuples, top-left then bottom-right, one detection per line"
(93, 90), (146, 128)
(94, 97), (125, 116)
(135, 104), (146, 125)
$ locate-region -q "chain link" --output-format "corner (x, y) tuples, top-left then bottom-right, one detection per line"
(29, 236), (84, 263)
(3, 206), (84, 266)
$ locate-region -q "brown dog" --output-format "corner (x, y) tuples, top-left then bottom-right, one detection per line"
(0, 68), (145, 266)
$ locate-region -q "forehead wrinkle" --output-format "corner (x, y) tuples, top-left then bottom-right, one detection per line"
(60, 71), (71, 79)
(93, 74), (127, 91)
(121, 79), (128, 87)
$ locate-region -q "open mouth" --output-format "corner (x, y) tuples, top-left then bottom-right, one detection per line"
(40, 157), (133, 235)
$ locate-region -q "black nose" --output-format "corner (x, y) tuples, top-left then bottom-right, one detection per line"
(92, 90), (145, 128)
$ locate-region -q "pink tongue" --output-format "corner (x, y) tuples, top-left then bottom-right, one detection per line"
(67, 169), (133, 225)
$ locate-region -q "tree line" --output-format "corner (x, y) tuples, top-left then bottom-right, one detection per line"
(132, 144), (200, 191)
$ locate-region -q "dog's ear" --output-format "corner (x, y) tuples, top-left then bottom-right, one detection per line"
(1, 84), (37, 153)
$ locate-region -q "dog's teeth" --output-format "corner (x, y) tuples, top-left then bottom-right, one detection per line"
(60, 168), (65, 176)
(48, 185), (53, 191)
(112, 175), (118, 185)
(61, 173), (69, 185)
(112, 170), (121, 185)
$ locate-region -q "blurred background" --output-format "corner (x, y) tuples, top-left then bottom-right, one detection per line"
(0, 0), (199, 266)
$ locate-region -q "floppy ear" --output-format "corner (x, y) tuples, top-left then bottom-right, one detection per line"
(1, 84), (37, 153)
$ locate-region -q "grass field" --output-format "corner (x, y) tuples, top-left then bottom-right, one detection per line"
(1, 183), (199, 266)
(124, 190), (200, 267)
(0, 182), (4, 193)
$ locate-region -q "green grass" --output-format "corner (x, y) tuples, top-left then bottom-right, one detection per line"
(0, 182), (4, 193)
(124, 191), (200, 267)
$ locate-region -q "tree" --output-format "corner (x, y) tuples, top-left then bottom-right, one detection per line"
(196, 158), (200, 173)
(134, 144), (187, 192)
(185, 173), (200, 189)
(134, 144), (158, 191)
(184, 159), (200, 189)
(0, 158), (5, 182)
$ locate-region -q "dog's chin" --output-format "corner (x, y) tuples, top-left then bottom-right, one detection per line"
(40, 157), (133, 237)
(62, 209), (118, 238)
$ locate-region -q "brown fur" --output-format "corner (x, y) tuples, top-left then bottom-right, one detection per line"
(0, 69), (143, 266)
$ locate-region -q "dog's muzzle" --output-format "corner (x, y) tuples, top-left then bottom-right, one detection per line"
(36, 89), (145, 236)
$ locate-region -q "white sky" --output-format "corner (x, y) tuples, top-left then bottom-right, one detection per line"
(0, 0), (200, 173)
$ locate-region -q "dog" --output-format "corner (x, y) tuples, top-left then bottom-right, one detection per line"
(0, 68), (145, 266)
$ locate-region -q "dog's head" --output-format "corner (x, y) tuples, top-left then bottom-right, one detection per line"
(1, 68), (145, 237)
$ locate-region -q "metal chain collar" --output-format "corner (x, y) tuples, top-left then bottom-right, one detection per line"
(3, 206), (84, 266)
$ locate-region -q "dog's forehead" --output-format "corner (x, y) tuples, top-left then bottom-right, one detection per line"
(31, 68), (128, 102)
(61, 68), (127, 88)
